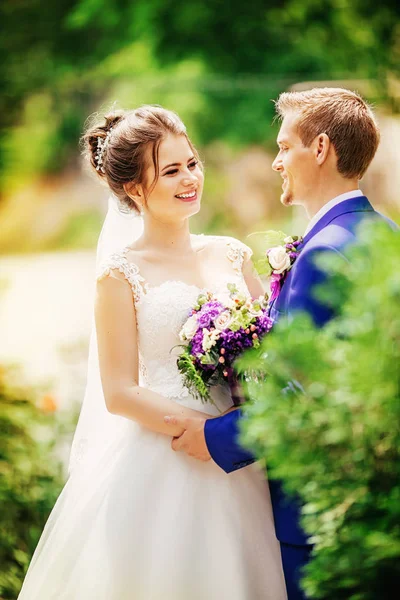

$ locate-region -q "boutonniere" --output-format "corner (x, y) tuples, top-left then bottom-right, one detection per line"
(253, 230), (303, 303)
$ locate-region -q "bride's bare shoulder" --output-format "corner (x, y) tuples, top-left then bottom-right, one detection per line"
(196, 234), (251, 253)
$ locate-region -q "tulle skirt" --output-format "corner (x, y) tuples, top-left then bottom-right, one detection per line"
(18, 411), (287, 599)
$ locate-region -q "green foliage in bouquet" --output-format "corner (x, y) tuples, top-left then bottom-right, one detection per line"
(0, 367), (65, 599)
(237, 221), (400, 599)
(176, 352), (211, 402)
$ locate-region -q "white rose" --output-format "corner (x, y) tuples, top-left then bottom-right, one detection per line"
(248, 306), (263, 318)
(179, 315), (198, 342)
(214, 310), (233, 330)
(268, 246), (291, 274)
(214, 293), (236, 310)
(202, 328), (220, 352)
(284, 236), (294, 244)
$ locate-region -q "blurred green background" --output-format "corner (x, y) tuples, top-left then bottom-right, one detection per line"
(0, 2), (399, 596)
(1, 0), (399, 255)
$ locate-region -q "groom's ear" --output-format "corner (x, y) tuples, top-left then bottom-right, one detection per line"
(315, 133), (331, 166)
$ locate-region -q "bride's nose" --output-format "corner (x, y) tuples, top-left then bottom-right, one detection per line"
(182, 173), (198, 186)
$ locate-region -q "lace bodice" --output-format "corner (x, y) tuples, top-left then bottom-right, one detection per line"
(97, 236), (253, 403)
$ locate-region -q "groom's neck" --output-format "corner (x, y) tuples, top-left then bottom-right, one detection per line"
(303, 177), (360, 219)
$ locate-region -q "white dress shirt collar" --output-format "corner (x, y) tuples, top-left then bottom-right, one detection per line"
(304, 189), (363, 237)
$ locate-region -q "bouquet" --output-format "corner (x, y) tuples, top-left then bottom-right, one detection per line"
(177, 284), (273, 403)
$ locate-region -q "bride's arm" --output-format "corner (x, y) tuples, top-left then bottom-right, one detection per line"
(242, 253), (266, 298)
(95, 273), (208, 438)
(223, 249), (266, 411)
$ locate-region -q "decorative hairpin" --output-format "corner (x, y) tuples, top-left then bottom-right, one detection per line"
(95, 127), (113, 173)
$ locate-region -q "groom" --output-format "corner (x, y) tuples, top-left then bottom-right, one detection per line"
(164, 87), (397, 598)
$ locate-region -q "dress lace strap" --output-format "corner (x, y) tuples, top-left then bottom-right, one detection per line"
(226, 239), (253, 274)
(96, 247), (147, 303)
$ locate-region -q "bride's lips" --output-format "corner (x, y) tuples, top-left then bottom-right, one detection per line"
(175, 190), (198, 203)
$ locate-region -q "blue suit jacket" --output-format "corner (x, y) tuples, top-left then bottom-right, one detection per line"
(204, 195), (397, 546)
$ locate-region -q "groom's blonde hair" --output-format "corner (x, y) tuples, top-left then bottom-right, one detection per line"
(275, 87), (380, 179)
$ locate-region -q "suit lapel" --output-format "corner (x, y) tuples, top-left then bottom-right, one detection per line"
(301, 195), (373, 246)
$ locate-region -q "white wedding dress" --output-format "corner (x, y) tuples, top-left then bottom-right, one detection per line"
(18, 236), (287, 600)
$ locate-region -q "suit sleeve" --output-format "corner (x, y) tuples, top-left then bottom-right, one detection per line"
(204, 409), (255, 473)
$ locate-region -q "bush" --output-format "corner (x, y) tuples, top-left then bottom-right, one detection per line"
(0, 366), (65, 599)
(238, 221), (400, 599)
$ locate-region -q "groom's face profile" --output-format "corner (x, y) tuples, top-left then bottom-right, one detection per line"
(272, 111), (317, 208)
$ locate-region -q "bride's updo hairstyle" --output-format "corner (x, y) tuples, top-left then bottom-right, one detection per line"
(83, 105), (199, 213)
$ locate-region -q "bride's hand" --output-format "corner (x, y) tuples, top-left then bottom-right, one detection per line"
(163, 415), (211, 461)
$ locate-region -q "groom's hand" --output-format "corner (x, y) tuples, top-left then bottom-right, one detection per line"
(164, 416), (211, 462)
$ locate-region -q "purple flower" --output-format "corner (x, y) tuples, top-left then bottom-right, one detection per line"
(190, 329), (205, 357)
(256, 312), (274, 335)
(197, 300), (225, 328)
(219, 328), (253, 362)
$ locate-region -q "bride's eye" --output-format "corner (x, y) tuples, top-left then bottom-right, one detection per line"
(164, 160), (198, 176)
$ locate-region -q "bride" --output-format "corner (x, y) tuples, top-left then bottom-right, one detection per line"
(18, 105), (287, 599)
